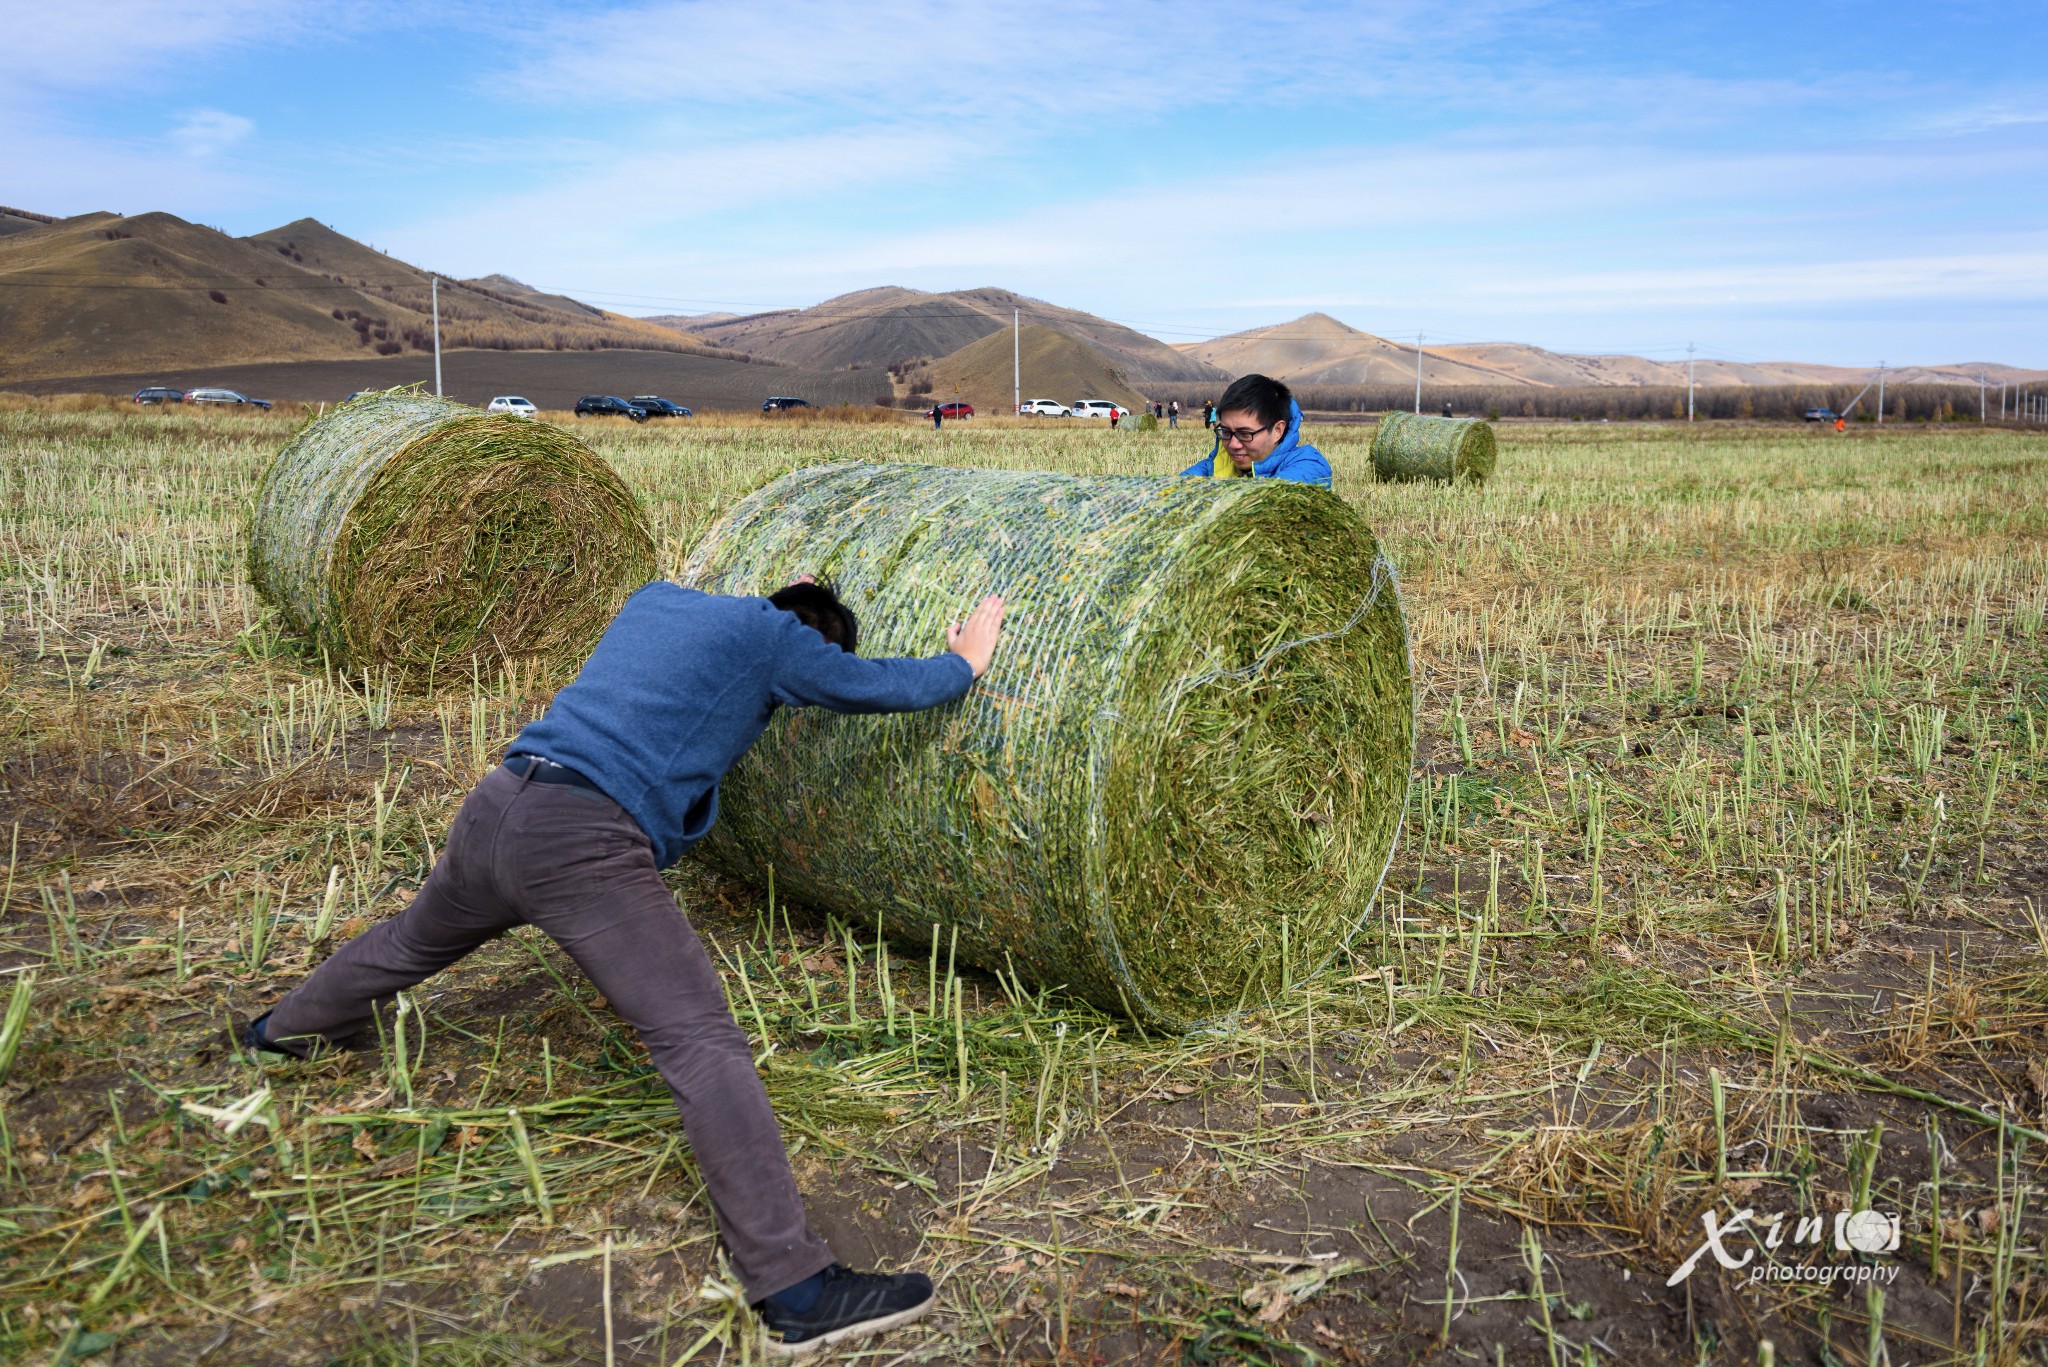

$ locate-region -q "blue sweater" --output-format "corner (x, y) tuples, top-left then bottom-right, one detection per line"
(511, 583), (975, 868)
(1179, 398), (1332, 486)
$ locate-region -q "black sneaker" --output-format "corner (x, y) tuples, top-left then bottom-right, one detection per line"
(239, 1011), (317, 1061)
(756, 1264), (935, 1357)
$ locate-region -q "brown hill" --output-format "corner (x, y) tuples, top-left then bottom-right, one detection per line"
(0, 212), (721, 384)
(241, 218), (706, 353)
(459, 273), (607, 319)
(0, 206), (56, 239)
(1187, 313), (1527, 387)
(905, 324), (1147, 413)
(1193, 313), (2045, 390)
(683, 286), (1226, 383)
(643, 312), (742, 330)
(1435, 344), (2047, 387)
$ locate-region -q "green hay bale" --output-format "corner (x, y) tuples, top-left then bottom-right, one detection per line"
(247, 391), (656, 684)
(1371, 412), (1497, 483)
(682, 461), (1414, 1028)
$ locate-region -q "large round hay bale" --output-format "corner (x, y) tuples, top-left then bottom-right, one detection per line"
(682, 462), (1413, 1028)
(247, 391), (656, 684)
(1371, 412), (1497, 483)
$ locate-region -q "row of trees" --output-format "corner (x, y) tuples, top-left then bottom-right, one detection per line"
(1145, 382), (2003, 424)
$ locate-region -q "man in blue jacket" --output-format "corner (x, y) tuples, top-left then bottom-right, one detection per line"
(245, 578), (1005, 1357)
(1179, 373), (1332, 487)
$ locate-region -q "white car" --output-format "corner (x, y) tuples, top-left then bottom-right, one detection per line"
(1018, 398), (1071, 417)
(1072, 400), (1129, 419)
(486, 396), (539, 418)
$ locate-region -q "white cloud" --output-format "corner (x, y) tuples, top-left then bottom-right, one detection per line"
(2, 0), (311, 92)
(170, 109), (254, 158)
(496, 0), (1541, 124)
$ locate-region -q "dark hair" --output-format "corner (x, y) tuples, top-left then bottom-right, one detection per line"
(769, 581), (859, 653)
(1216, 373), (1292, 429)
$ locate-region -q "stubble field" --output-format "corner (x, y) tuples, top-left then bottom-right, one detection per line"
(2, 405), (2045, 1366)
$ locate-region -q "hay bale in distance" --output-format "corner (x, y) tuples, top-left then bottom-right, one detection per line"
(1371, 412), (1497, 483)
(682, 462), (1413, 1028)
(247, 391), (656, 684)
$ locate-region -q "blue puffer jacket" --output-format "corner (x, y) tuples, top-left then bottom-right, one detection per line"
(1179, 398), (1331, 487)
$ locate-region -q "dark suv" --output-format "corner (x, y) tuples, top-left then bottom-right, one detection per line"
(630, 396), (693, 418)
(575, 395), (647, 421)
(1801, 407), (1838, 423)
(761, 396), (811, 411)
(132, 387), (185, 404)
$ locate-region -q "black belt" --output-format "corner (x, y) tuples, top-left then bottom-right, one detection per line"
(504, 754), (603, 793)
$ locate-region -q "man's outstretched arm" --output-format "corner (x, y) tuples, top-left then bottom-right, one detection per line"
(774, 594), (1006, 713)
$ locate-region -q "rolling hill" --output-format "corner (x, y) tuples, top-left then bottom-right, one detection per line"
(675, 286), (1228, 384)
(0, 212), (729, 384)
(903, 324), (1148, 413)
(1188, 313), (2047, 390)
(6, 201), (2036, 395)
(1184, 313), (1519, 387)
(0, 206), (56, 239)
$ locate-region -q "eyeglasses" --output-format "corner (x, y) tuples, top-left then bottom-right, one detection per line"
(1216, 421), (1279, 446)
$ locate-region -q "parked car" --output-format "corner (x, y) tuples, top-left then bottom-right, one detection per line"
(575, 395), (647, 421)
(1801, 407), (1838, 423)
(630, 396), (693, 418)
(184, 387), (272, 410)
(761, 396), (811, 411)
(1018, 398), (1070, 417)
(1071, 400), (1128, 419)
(131, 386), (184, 404)
(486, 396), (540, 417)
(926, 401), (974, 420)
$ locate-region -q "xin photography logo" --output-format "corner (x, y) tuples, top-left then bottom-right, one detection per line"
(1667, 1206), (1901, 1288)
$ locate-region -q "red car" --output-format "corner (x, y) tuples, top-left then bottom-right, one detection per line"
(926, 402), (974, 419)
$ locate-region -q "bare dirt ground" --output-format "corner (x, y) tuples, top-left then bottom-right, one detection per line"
(4, 348), (881, 412)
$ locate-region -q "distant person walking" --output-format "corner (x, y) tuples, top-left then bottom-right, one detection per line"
(931, 403), (942, 432)
(1168, 399), (1179, 429)
(1203, 399), (1216, 429)
(1834, 415), (1846, 433)
(1110, 406), (1121, 431)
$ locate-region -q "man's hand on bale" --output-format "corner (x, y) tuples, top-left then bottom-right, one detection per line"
(948, 595), (1006, 678)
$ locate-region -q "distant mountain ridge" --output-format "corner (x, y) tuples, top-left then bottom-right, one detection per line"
(3, 202), (2037, 390)
(1185, 313), (2045, 389)
(663, 285), (1229, 384)
(906, 324), (1148, 414)
(0, 211), (732, 384)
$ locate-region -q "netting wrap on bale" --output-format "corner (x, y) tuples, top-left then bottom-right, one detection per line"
(1371, 412), (1497, 483)
(247, 392), (657, 684)
(682, 461), (1414, 1028)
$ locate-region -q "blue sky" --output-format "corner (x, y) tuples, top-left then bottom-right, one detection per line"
(6, 1), (2045, 366)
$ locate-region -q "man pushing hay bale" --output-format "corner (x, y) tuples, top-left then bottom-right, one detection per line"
(246, 390), (655, 685)
(684, 461), (1414, 1029)
(1371, 411), (1498, 484)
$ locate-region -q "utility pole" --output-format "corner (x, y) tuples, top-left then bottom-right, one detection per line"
(1013, 308), (1020, 417)
(1687, 342), (1696, 423)
(1875, 361), (1885, 426)
(431, 276), (443, 398)
(1414, 332), (1424, 415)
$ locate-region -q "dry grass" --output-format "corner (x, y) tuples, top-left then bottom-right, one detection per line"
(2, 404), (2045, 1365)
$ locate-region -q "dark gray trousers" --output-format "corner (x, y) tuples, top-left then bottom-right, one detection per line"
(265, 763), (834, 1301)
